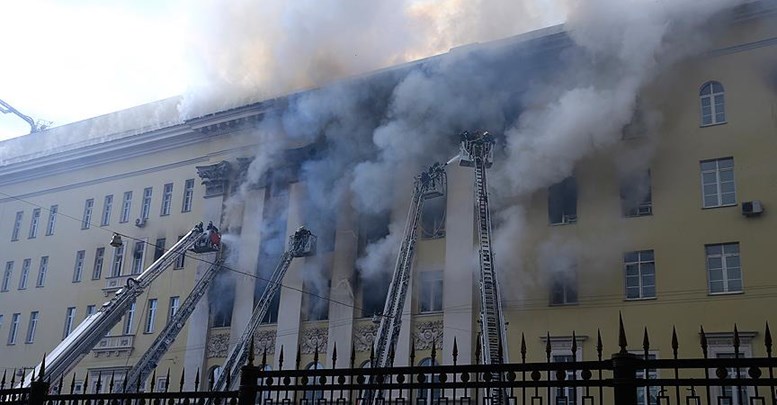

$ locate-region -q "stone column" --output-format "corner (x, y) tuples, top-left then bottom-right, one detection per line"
(325, 193), (358, 364)
(273, 181), (306, 368)
(442, 163), (475, 365)
(229, 188), (265, 341)
(183, 160), (231, 388)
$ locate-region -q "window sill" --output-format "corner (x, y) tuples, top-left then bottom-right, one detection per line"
(418, 310), (443, 315)
(549, 222), (577, 227)
(702, 203), (737, 210)
(623, 213), (653, 219)
(700, 121), (728, 128)
(549, 302), (579, 307)
(708, 290), (744, 296)
(624, 296), (657, 302)
(160, 213), (170, 217)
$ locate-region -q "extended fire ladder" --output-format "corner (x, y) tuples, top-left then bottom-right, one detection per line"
(372, 163), (447, 369)
(459, 131), (509, 403)
(212, 227), (317, 392)
(22, 223), (220, 387)
(125, 249), (226, 390)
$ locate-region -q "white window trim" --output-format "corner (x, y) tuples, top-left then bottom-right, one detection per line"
(700, 158), (736, 209)
(706, 243), (743, 295)
(699, 81), (727, 127)
(706, 332), (755, 403)
(624, 250), (656, 301)
(542, 335), (586, 405)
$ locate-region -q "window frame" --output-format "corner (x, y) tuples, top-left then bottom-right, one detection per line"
(2, 261), (13, 292)
(123, 302), (136, 335)
(700, 158), (736, 209)
(699, 81), (726, 127)
(419, 270), (444, 313)
(46, 205), (58, 236)
(82, 198), (94, 229)
(63, 307), (76, 338)
(130, 240), (146, 275)
(624, 250), (656, 300)
(706, 242), (743, 295)
(140, 187), (153, 220)
(548, 176), (578, 225)
(18, 259), (30, 290)
(168, 296), (180, 322)
(7, 313), (20, 345)
(101, 195), (113, 226)
(181, 179), (194, 213)
(120, 191), (132, 223)
(92, 247), (105, 280)
(35, 256), (48, 288)
(72, 250), (86, 283)
(550, 269), (579, 306)
(11, 211), (23, 241)
(160, 183), (173, 216)
(111, 245), (125, 278)
(25, 311), (39, 343)
(144, 298), (158, 334)
(28, 208), (41, 239)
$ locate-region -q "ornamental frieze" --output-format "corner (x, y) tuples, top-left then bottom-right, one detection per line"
(206, 330), (230, 358)
(300, 327), (328, 354)
(253, 329), (276, 355)
(414, 320), (443, 351)
(353, 323), (378, 352)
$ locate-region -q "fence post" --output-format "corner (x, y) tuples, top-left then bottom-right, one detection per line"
(237, 365), (257, 405)
(28, 380), (49, 405)
(611, 352), (639, 405)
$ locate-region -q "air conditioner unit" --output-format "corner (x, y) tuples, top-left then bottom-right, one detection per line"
(741, 200), (764, 217)
(134, 218), (147, 228)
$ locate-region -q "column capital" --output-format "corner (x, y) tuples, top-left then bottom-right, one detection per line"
(196, 161), (232, 197)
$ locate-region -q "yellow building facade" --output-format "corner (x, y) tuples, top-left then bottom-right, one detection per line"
(0, 2), (775, 401)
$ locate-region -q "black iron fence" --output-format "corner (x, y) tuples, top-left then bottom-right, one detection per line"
(4, 317), (777, 405)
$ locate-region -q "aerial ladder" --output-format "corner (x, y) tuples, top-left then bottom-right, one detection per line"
(22, 223), (221, 388)
(371, 162), (447, 369)
(212, 227), (317, 392)
(125, 248), (226, 390)
(459, 131), (509, 404)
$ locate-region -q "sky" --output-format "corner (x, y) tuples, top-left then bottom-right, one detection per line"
(0, 0), (566, 142)
(0, 0), (189, 140)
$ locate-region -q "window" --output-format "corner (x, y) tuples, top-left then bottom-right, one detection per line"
(86, 305), (96, 317)
(635, 353), (658, 405)
(111, 245), (125, 277)
(8, 313), (20, 345)
(174, 235), (185, 269)
(420, 196), (446, 239)
(140, 187), (153, 220)
(63, 307), (76, 338)
(716, 352), (749, 403)
(552, 354), (579, 404)
(11, 211), (23, 241)
(416, 358), (441, 405)
(700, 81), (725, 126)
(154, 238), (166, 261)
(361, 272), (391, 318)
(28, 208), (41, 239)
(72, 250), (86, 282)
(36, 256), (48, 287)
(168, 296), (180, 322)
(701, 158), (735, 208)
(25, 311), (39, 343)
(419, 271), (443, 313)
(2, 262), (12, 292)
(92, 247), (105, 280)
(303, 362), (325, 402)
(82, 199), (94, 229)
(624, 250), (656, 299)
(123, 302), (136, 335)
(18, 259), (30, 289)
(160, 183), (173, 216)
(46, 205), (58, 235)
(182, 179), (194, 212)
(101, 195), (113, 226)
(620, 170), (652, 217)
(131, 241), (146, 275)
(120, 191), (132, 223)
(550, 269), (578, 305)
(144, 299), (157, 333)
(548, 176), (578, 225)
(706, 243), (742, 294)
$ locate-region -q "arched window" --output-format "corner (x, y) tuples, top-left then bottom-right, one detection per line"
(304, 362), (324, 403)
(416, 358), (441, 405)
(700, 81), (726, 126)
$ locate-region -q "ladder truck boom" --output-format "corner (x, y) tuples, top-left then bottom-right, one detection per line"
(125, 249), (226, 390)
(212, 227), (316, 392)
(372, 162), (447, 369)
(459, 131), (509, 404)
(23, 222), (221, 388)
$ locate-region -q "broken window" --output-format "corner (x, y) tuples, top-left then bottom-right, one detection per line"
(620, 170), (652, 217)
(356, 212), (391, 318)
(209, 273), (234, 328)
(361, 271), (391, 318)
(420, 195), (446, 239)
(548, 176), (578, 225)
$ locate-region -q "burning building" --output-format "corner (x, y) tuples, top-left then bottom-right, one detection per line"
(0, 1), (776, 402)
